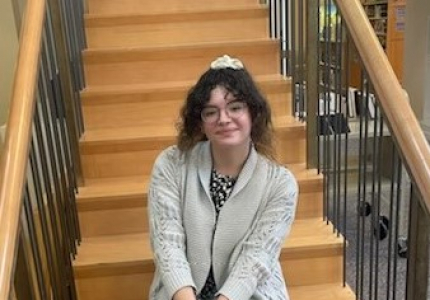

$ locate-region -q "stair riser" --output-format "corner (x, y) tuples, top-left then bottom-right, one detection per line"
(80, 131), (306, 179)
(83, 42), (279, 86)
(88, 0), (260, 15)
(281, 252), (343, 287)
(82, 91), (292, 130)
(78, 191), (322, 237)
(76, 272), (153, 300)
(79, 207), (149, 237)
(75, 252), (342, 300)
(86, 15), (268, 48)
(296, 192), (323, 220)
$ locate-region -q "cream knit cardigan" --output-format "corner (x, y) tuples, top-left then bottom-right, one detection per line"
(148, 141), (298, 300)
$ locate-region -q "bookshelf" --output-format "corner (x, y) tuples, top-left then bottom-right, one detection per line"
(360, 0), (406, 82)
(362, 0), (389, 49)
(386, 0), (406, 83)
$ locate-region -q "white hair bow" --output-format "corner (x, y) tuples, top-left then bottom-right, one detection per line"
(210, 55), (244, 70)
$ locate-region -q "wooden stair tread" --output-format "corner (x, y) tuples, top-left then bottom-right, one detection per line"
(80, 124), (176, 143)
(78, 163), (320, 203)
(283, 219), (342, 252)
(74, 218), (342, 269)
(82, 74), (290, 98)
(78, 176), (149, 211)
(80, 116), (303, 145)
(77, 164), (321, 214)
(289, 284), (355, 300)
(88, 0), (261, 15)
(83, 38), (277, 62)
(85, 5), (266, 26)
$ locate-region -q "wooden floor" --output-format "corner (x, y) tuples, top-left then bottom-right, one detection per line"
(73, 0), (356, 299)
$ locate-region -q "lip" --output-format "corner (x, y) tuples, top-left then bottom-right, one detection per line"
(216, 129), (237, 135)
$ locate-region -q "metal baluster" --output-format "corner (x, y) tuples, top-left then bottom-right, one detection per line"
(58, 0), (85, 134)
(361, 76), (371, 300)
(317, 1), (322, 174)
(75, 0), (88, 92)
(290, 0), (296, 115)
(41, 33), (79, 298)
(45, 0), (84, 183)
(53, 71), (82, 246)
(37, 74), (73, 300)
(391, 154), (403, 300)
(334, 5), (343, 232)
(39, 51), (70, 258)
(368, 95), (381, 300)
(40, 34), (78, 258)
(61, 0), (83, 88)
(280, 0), (286, 75)
(342, 25), (351, 287)
(32, 103), (65, 300)
(14, 230), (37, 300)
(39, 63), (78, 300)
(385, 143), (399, 300)
(30, 140), (58, 300)
(76, 0), (87, 50)
(356, 70), (366, 300)
(43, 7), (81, 247)
(305, 0), (318, 170)
(274, 0), (279, 39)
(44, 10), (80, 203)
(286, 0), (292, 76)
(22, 184), (46, 300)
(269, 0), (274, 38)
(298, 0), (305, 117)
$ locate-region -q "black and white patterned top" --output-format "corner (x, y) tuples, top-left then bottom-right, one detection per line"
(197, 169), (237, 300)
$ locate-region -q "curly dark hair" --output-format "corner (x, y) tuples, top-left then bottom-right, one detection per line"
(176, 65), (275, 160)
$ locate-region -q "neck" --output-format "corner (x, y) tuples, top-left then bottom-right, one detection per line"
(211, 142), (251, 178)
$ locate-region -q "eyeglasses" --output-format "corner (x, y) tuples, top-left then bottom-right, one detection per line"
(201, 101), (248, 123)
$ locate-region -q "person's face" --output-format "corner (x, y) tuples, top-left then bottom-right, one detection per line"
(201, 86), (252, 150)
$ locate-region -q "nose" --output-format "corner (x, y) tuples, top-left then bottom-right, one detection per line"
(218, 108), (231, 123)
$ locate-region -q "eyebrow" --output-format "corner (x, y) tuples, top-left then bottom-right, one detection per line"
(204, 99), (242, 108)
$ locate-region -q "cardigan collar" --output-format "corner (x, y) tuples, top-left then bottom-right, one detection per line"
(197, 141), (258, 200)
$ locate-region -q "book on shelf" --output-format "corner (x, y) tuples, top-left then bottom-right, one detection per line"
(317, 113), (350, 135)
(348, 88), (357, 118)
(347, 87), (376, 119)
(317, 92), (350, 135)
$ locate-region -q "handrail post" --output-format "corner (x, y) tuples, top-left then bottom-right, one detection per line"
(406, 188), (429, 300)
(306, 0), (319, 169)
(46, 0), (83, 185)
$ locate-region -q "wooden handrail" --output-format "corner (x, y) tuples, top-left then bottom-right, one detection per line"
(0, 0), (46, 298)
(336, 0), (430, 210)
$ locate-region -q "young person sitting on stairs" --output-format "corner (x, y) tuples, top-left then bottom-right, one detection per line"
(148, 54), (298, 300)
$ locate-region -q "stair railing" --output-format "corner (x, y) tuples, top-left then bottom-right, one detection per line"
(268, 0), (430, 299)
(0, 0), (85, 299)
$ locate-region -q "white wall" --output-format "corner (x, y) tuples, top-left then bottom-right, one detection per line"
(424, 17), (430, 129)
(0, 0), (27, 151)
(0, 0), (20, 150)
(403, 0), (430, 138)
(0, 0), (19, 125)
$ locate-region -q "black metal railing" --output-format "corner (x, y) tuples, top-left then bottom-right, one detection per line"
(267, 0), (307, 119)
(0, 0), (85, 299)
(267, 0), (430, 299)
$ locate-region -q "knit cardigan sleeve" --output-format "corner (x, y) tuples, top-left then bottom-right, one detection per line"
(217, 167), (298, 300)
(148, 147), (196, 299)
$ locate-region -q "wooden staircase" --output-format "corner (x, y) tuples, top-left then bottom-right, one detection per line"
(73, 1), (356, 299)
